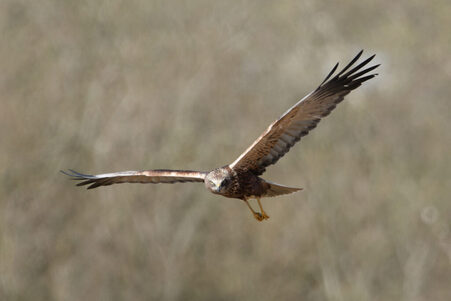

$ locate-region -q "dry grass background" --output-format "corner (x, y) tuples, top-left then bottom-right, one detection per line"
(1, 0), (450, 300)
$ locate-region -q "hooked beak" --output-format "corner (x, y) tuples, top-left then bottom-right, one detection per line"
(210, 180), (222, 193)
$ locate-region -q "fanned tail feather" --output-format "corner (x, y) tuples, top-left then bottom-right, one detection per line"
(262, 179), (302, 197)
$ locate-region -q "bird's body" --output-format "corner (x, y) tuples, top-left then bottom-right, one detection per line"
(204, 167), (300, 199)
(62, 51), (379, 221)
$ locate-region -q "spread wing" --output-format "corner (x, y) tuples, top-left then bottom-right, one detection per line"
(61, 169), (207, 189)
(229, 50), (379, 175)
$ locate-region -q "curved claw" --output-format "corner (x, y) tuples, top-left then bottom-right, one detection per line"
(253, 212), (264, 221)
(244, 198), (268, 222)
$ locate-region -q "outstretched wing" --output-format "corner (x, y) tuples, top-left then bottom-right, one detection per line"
(229, 50), (379, 175)
(61, 169), (207, 189)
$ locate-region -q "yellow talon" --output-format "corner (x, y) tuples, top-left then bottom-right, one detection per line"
(257, 198), (270, 220)
(245, 198), (269, 221)
(253, 212), (264, 221)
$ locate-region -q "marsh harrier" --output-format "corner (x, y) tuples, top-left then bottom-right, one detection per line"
(62, 51), (379, 221)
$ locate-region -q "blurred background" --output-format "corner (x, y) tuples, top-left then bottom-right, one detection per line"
(1, 0), (450, 300)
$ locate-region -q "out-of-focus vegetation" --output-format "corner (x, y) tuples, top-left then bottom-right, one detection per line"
(1, 0), (450, 300)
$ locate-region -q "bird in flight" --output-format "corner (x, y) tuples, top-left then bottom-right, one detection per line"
(62, 51), (379, 221)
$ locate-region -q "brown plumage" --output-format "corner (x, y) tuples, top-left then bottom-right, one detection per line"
(62, 51), (379, 221)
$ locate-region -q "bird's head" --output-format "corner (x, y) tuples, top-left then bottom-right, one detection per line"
(205, 168), (232, 195)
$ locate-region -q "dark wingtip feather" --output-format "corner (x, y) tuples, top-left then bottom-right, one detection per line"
(347, 64), (380, 81)
(340, 54), (376, 79)
(335, 50), (364, 77)
(61, 169), (102, 189)
(61, 169), (83, 180)
(312, 52), (379, 99)
(67, 169), (95, 178)
(319, 62), (339, 87)
(60, 169), (76, 177)
(76, 180), (93, 186)
(356, 74), (377, 83)
(87, 183), (101, 189)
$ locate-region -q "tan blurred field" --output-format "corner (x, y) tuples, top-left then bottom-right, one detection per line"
(1, 0), (450, 300)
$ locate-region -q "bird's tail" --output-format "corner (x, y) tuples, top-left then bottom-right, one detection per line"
(261, 179), (303, 197)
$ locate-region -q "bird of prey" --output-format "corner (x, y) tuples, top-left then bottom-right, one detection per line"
(62, 51), (379, 221)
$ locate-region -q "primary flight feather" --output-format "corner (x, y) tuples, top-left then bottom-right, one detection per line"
(62, 51), (379, 221)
